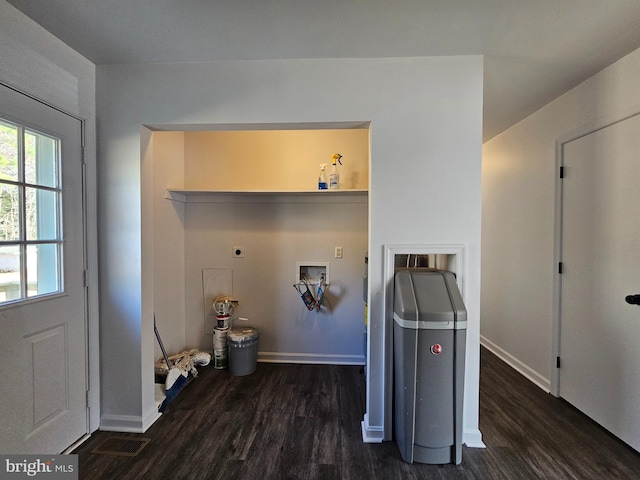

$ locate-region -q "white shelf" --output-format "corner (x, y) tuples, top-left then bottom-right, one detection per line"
(165, 189), (368, 203)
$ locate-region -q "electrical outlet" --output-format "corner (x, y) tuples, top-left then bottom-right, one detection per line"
(335, 246), (343, 258)
(233, 246), (245, 258)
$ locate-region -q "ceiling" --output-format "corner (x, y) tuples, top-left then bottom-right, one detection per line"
(7, 0), (640, 141)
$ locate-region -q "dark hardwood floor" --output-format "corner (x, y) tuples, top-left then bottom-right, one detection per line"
(74, 347), (640, 479)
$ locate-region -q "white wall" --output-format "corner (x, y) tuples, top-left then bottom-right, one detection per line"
(151, 132), (186, 358)
(183, 129), (369, 191)
(482, 46), (640, 390)
(97, 56), (483, 442)
(182, 130), (368, 362)
(0, 0), (100, 433)
(183, 196), (368, 361)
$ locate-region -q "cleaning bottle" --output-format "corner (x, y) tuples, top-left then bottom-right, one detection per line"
(329, 153), (342, 190)
(318, 164), (328, 190)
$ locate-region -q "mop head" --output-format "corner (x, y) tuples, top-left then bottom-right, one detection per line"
(154, 316), (195, 413)
(159, 368), (188, 413)
(157, 350), (211, 412)
(169, 349), (211, 377)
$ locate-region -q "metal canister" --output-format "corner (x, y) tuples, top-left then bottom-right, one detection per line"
(212, 326), (229, 369)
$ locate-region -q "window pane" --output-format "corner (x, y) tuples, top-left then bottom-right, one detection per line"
(27, 243), (60, 297)
(0, 183), (21, 241)
(0, 120), (19, 182)
(25, 130), (58, 188)
(0, 119), (65, 304)
(26, 187), (58, 241)
(0, 245), (21, 302)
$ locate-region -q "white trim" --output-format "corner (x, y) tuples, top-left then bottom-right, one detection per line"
(62, 434), (91, 454)
(551, 107), (640, 398)
(99, 407), (162, 434)
(258, 351), (365, 365)
(384, 244), (465, 292)
(463, 428), (486, 448)
(165, 189), (368, 204)
(551, 138), (564, 397)
(99, 415), (146, 433)
(0, 37), (80, 116)
(142, 406), (163, 432)
(361, 414), (384, 443)
(481, 335), (551, 393)
(295, 261), (331, 285)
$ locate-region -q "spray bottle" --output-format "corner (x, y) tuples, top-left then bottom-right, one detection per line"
(329, 153), (342, 190)
(318, 164), (329, 190)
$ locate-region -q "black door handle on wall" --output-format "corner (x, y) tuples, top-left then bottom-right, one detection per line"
(625, 294), (640, 305)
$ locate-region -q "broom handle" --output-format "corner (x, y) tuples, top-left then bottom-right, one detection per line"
(154, 314), (172, 367)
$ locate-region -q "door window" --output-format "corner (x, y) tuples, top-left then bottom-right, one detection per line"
(0, 118), (62, 303)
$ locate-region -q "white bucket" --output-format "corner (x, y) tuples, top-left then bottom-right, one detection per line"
(213, 326), (229, 369)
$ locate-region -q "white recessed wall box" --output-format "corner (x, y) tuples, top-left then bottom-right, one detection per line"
(296, 261), (330, 285)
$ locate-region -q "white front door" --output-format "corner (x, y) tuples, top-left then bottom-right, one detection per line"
(559, 113), (640, 452)
(0, 84), (87, 453)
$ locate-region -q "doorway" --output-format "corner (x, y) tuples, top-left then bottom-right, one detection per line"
(557, 112), (640, 452)
(0, 83), (88, 453)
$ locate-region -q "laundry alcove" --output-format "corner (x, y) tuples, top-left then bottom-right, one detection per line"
(148, 126), (370, 367)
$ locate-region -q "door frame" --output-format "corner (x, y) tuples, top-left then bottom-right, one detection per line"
(551, 107), (640, 397)
(0, 81), (100, 448)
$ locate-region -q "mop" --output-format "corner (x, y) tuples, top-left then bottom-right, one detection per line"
(154, 315), (189, 413)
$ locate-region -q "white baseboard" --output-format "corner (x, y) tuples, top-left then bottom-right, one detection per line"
(142, 405), (162, 432)
(361, 414), (384, 443)
(100, 414), (145, 433)
(258, 351), (366, 365)
(100, 406), (161, 434)
(463, 428), (485, 448)
(480, 335), (551, 393)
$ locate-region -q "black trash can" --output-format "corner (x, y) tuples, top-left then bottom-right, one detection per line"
(393, 269), (467, 465)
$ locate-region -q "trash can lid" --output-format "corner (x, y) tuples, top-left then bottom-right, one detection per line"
(227, 326), (260, 343)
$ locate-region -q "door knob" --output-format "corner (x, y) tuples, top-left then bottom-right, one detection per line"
(625, 294), (640, 305)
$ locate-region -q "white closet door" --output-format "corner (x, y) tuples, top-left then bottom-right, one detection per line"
(560, 113), (640, 452)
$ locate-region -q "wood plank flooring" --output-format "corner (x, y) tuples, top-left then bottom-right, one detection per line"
(74, 348), (640, 479)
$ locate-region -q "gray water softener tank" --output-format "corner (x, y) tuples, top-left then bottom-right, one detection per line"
(393, 269), (467, 465)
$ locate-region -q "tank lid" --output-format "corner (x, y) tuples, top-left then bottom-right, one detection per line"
(393, 270), (466, 326)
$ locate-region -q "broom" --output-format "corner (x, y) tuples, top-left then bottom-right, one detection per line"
(154, 315), (188, 412)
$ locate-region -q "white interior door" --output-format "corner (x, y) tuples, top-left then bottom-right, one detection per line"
(0, 84), (87, 453)
(560, 113), (640, 452)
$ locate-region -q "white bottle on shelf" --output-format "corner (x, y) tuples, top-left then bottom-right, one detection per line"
(329, 153), (342, 190)
(318, 164), (328, 190)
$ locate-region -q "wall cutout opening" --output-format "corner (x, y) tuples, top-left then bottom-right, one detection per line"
(393, 253), (454, 273)
(147, 123), (371, 367)
(296, 262), (330, 285)
(382, 244), (466, 438)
